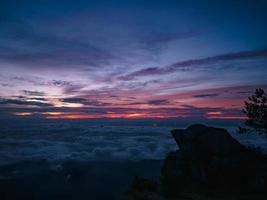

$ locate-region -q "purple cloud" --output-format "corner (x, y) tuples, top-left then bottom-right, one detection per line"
(119, 49), (267, 80)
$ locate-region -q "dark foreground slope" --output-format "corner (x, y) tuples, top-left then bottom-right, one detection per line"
(0, 160), (163, 200)
(122, 124), (267, 200)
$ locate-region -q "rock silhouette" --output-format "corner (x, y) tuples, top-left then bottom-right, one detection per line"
(122, 124), (267, 200)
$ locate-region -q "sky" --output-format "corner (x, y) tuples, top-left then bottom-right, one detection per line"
(0, 0), (267, 120)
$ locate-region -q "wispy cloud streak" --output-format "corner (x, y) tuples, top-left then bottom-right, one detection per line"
(119, 49), (267, 80)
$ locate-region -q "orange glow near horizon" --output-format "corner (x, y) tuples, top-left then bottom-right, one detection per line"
(42, 112), (65, 116)
(206, 111), (246, 120)
(14, 112), (33, 116)
(12, 111), (246, 120)
(45, 113), (172, 119)
(46, 114), (246, 120)
(47, 115), (98, 119)
(206, 111), (223, 115)
(207, 115), (247, 119)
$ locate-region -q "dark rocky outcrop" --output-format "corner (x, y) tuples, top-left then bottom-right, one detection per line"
(171, 124), (247, 156)
(123, 124), (267, 200)
(162, 124), (267, 196)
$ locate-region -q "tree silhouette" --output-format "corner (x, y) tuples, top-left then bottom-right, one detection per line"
(243, 88), (267, 135)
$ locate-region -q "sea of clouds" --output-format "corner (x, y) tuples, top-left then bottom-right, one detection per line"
(0, 119), (177, 166)
(0, 119), (266, 166)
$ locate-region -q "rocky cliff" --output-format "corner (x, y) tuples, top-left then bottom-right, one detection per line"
(122, 124), (267, 200)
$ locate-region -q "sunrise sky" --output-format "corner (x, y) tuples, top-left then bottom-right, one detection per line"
(0, 0), (267, 119)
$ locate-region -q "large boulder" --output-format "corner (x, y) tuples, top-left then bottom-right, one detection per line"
(171, 124), (247, 156)
(123, 124), (267, 199)
(162, 124), (267, 197)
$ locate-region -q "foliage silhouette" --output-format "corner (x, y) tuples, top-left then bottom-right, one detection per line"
(243, 88), (267, 135)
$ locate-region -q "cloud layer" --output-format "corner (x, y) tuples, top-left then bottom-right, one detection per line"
(0, 0), (267, 119)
